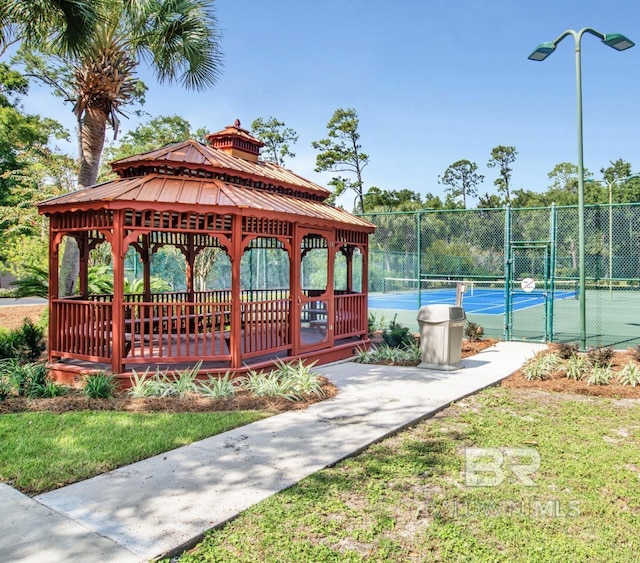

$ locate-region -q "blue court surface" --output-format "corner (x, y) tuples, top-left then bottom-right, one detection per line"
(368, 287), (576, 315)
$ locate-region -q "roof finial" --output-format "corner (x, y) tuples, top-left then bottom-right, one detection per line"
(234, 118), (241, 127)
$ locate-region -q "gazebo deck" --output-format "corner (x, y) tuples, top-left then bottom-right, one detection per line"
(50, 331), (365, 386)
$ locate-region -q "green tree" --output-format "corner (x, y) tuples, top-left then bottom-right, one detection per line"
(0, 0), (100, 57)
(601, 158), (640, 203)
(422, 193), (445, 210)
(546, 162), (594, 205)
(363, 187), (422, 211)
(100, 114), (207, 180)
(487, 145), (517, 203)
(438, 159), (483, 209)
(21, 0), (223, 295)
(312, 107), (369, 213)
(510, 189), (549, 208)
(251, 116), (298, 166)
(0, 60), (72, 277)
(477, 192), (502, 209)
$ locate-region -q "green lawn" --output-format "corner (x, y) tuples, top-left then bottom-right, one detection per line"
(0, 410), (269, 494)
(179, 388), (640, 562)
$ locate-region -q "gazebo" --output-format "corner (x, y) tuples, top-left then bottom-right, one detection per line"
(38, 120), (375, 383)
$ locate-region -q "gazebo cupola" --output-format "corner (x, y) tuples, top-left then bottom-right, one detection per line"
(205, 119), (263, 162)
(38, 119), (375, 384)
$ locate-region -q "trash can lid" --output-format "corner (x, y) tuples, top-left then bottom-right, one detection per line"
(417, 304), (466, 322)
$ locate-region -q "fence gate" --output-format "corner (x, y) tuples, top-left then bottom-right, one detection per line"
(506, 242), (553, 342)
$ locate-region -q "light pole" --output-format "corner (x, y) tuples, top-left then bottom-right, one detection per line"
(528, 29), (634, 350)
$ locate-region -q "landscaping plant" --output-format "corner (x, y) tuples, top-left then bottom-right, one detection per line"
(586, 365), (614, 386)
(522, 352), (560, 381)
(197, 372), (238, 399)
(464, 321), (484, 342)
(83, 372), (117, 399)
(587, 346), (615, 368)
(617, 360), (640, 387)
(381, 315), (414, 348)
(556, 341), (579, 359)
(564, 353), (591, 381)
(0, 319), (46, 362)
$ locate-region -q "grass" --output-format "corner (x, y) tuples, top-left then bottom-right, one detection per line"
(0, 410), (269, 494)
(178, 387), (640, 562)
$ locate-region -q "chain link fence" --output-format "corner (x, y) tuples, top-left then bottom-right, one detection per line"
(362, 203), (640, 348)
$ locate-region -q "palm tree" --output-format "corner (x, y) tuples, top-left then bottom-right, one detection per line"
(0, 0), (100, 56)
(47, 0), (223, 294)
(72, 0), (222, 188)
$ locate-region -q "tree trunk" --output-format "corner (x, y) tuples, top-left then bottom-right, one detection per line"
(59, 107), (108, 295)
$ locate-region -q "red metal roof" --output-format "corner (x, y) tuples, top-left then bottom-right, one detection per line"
(38, 174), (375, 230)
(110, 140), (330, 198)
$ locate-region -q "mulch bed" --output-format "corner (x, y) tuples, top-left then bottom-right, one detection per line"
(0, 377), (338, 415)
(501, 346), (640, 399)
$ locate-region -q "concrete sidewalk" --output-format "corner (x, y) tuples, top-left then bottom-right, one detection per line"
(2, 341), (546, 562)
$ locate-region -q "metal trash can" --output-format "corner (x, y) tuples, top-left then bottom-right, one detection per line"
(417, 304), (466, 371)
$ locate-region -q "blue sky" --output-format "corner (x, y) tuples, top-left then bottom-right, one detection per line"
(22, 0), (640, 207)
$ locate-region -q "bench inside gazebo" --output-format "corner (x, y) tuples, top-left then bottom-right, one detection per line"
(38, 120), (375, 385)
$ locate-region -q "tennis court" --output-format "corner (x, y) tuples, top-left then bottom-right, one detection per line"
(368, 278), (577, 315)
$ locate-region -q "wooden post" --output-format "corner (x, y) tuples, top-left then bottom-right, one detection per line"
(230, 215), (243, 368)
(111, 210), (125, 374)
(326, 232), (335, 346)
(48, 223), (60, 362)
(78, 233), (89, 298)
(362, 241), (369, 334)
(142, 234), (151, 301)
(345, 246), (354, 293)
(186, 233), (195, 301)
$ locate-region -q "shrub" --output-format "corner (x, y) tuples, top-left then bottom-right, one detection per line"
(242, 368), (297, 401)
(128, 368), (157, 398)
(277, 359), (325, 399)
(556, 342), (579, 360)
(0, 329), (21, 360)
(368, 312), (386, 336)
(18, 318), (46, 362)
(464, 321), (484, 342)
(353, 346), (376, 364)
(587, 347), (614, 368)
(127, 367), (174, 398)
(241, 360), (324, 401)
(6, 361), (49, 396)
(522, 352), (560, 381)
(0, 319), (46, 362)
(170, 361), (202, 398)
(127, 363), (204, 398)
(197, 371), (238, 399)
(83, 372), (117, 399)
(564, 354), (590, 381)
(618, 361), (640, 387)
(28, 379), (69, 398)
(0, 372), (13, 400)
(382, 315), (414, 349)
(586, 365), (614, 386)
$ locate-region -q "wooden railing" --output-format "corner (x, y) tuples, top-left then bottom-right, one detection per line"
(240, 298), (291, 358)
(123, 300), (232, 363)
(334, 293), (366, 338)
(50, 299), (113, 361)
(51, 288), (363, 369)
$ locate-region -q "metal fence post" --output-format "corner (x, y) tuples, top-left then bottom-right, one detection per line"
(548, 203), (557, 340)
(503, 205), (512, 341)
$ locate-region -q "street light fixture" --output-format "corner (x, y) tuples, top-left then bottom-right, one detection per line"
(528, 28), (634, 350)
